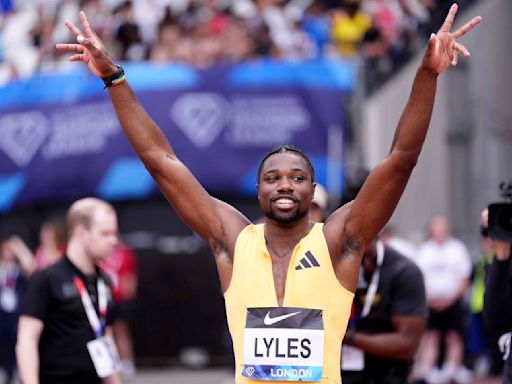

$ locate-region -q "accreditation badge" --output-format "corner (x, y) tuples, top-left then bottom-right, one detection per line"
(243, 307), (324, 382)
(0, 288), (17, 313)
(86, 335), (122, 378)
(341, 345), (364, 371)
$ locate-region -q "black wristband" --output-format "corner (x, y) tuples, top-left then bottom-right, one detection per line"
(102, 65), (125, 88)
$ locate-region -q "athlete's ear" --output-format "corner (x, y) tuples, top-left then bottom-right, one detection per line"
(311, 183), (316, 201)
(256, 183), (260, 199)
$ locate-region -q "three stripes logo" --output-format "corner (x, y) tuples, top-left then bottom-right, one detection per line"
(295, 251), (320, 270)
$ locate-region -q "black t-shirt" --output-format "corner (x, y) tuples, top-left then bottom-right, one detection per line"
(343, 247), (427, 383)
(21, 256), (114, 384)
(484, 255), (512, 384)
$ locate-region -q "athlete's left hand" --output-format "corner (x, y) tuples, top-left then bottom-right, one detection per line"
(421, 3), (481, 74)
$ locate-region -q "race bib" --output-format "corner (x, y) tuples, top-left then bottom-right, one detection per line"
(0, 288), (17, 313)
(341, 345), (364, 371)
(86, 335), (122, 378)
(243, 307), (324, 382)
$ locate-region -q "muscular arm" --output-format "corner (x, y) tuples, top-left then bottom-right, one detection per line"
(344, 65), (438, 246)
(56, 12), (250, 280)
(107, 84), (244, 243)
(16, 316), (44, 384)
(327, 50), (438, 291)
(325, 6), (481, 291)
(107, 84), (250, 289)
(347, 315), (425, 361)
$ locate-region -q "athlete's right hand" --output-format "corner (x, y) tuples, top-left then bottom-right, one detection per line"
(56, 11), (117, 78)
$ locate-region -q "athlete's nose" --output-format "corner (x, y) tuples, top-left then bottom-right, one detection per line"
(277, 176), (293, 192)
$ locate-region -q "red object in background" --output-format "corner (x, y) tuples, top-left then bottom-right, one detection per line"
(101, 244), (138, 302)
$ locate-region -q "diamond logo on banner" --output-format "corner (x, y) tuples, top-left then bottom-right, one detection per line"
(0, 111), (50, 167)
(170, 93), (230, 148)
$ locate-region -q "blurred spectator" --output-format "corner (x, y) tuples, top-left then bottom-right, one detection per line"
(380, 225), (417, 260)
(331, 0), (372, 58)
(34, 216), (67, 271)
(341, 167), (370, 205)
(101, 243), (139, 379)
(179, 0), (207, 34)
(462, 208), (506, 380)
(113, 1), (144, 61)
(363, 0), (404, 47)
(1, 3), (40, 79)
(0, 236), (34, 384)
(310, 183), (328, 222)
(258, 0), (300, 58)
(149, 9), (180, 63)
(360, 20), (393, 94)
(342, 239), (427, 384)
(222, 14), (259, 62)
(302, 0), (332, 58)
(0, 0), (13, 15)
(483, 208), (512, 384)
(16, 198), (121, 384)
(414, 215), (473, 384)
(0, 0), (483, 90)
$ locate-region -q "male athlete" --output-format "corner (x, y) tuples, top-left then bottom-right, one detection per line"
(57, 6), (480, 383)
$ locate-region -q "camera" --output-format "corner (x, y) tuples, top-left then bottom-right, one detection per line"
(488, 180), (512, 241)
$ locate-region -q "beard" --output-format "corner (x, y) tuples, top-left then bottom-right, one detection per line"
(263, 206), (309, 224)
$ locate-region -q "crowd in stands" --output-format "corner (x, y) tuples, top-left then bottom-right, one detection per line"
(0, 0), (478, 91)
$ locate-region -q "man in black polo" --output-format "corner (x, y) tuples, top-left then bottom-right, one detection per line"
(16, 198), (122, 384)
(341, 239), (427, 384)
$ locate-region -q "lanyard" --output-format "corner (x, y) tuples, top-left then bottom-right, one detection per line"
(73, 276), (108, 338)
(361, 240), (384, 318)
(0, 266), (19, 289)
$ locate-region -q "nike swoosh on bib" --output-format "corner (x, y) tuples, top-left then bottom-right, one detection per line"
(263, 310), (301, 326)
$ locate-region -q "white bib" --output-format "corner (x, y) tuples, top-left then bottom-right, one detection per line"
(242, 307), (324, 382)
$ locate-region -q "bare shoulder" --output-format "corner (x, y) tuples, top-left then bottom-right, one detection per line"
(322, 201), (354, 253)
(212, 198), (252, 253)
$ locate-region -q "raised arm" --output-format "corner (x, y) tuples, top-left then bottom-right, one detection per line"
(325, 4), (481, 290)
(56, 13), (249, 267)
(7, 236), (35, 276)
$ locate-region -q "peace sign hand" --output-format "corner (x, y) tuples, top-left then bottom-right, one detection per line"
(422, 4), (482, 74)
(56, 11), (117, 78)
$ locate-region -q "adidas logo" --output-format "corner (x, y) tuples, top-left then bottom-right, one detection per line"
(295, 251), (320, 270)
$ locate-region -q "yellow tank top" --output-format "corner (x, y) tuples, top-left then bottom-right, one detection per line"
(225, 223), (354, 384)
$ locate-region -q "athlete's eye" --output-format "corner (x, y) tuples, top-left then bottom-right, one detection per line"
(266, 176), (278, 182)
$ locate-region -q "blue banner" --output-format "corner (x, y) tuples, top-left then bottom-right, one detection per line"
(0, 59), (355, 212)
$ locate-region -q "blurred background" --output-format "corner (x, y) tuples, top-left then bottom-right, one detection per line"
(0, 0), (510, 382)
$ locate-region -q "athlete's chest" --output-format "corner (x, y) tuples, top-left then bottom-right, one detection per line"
(266, 245), (325, 307)
(270, 256), (291, 306)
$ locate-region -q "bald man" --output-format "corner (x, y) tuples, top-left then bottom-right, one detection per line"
(16, 198), (122, 384)
(415, 215), (472, 384)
